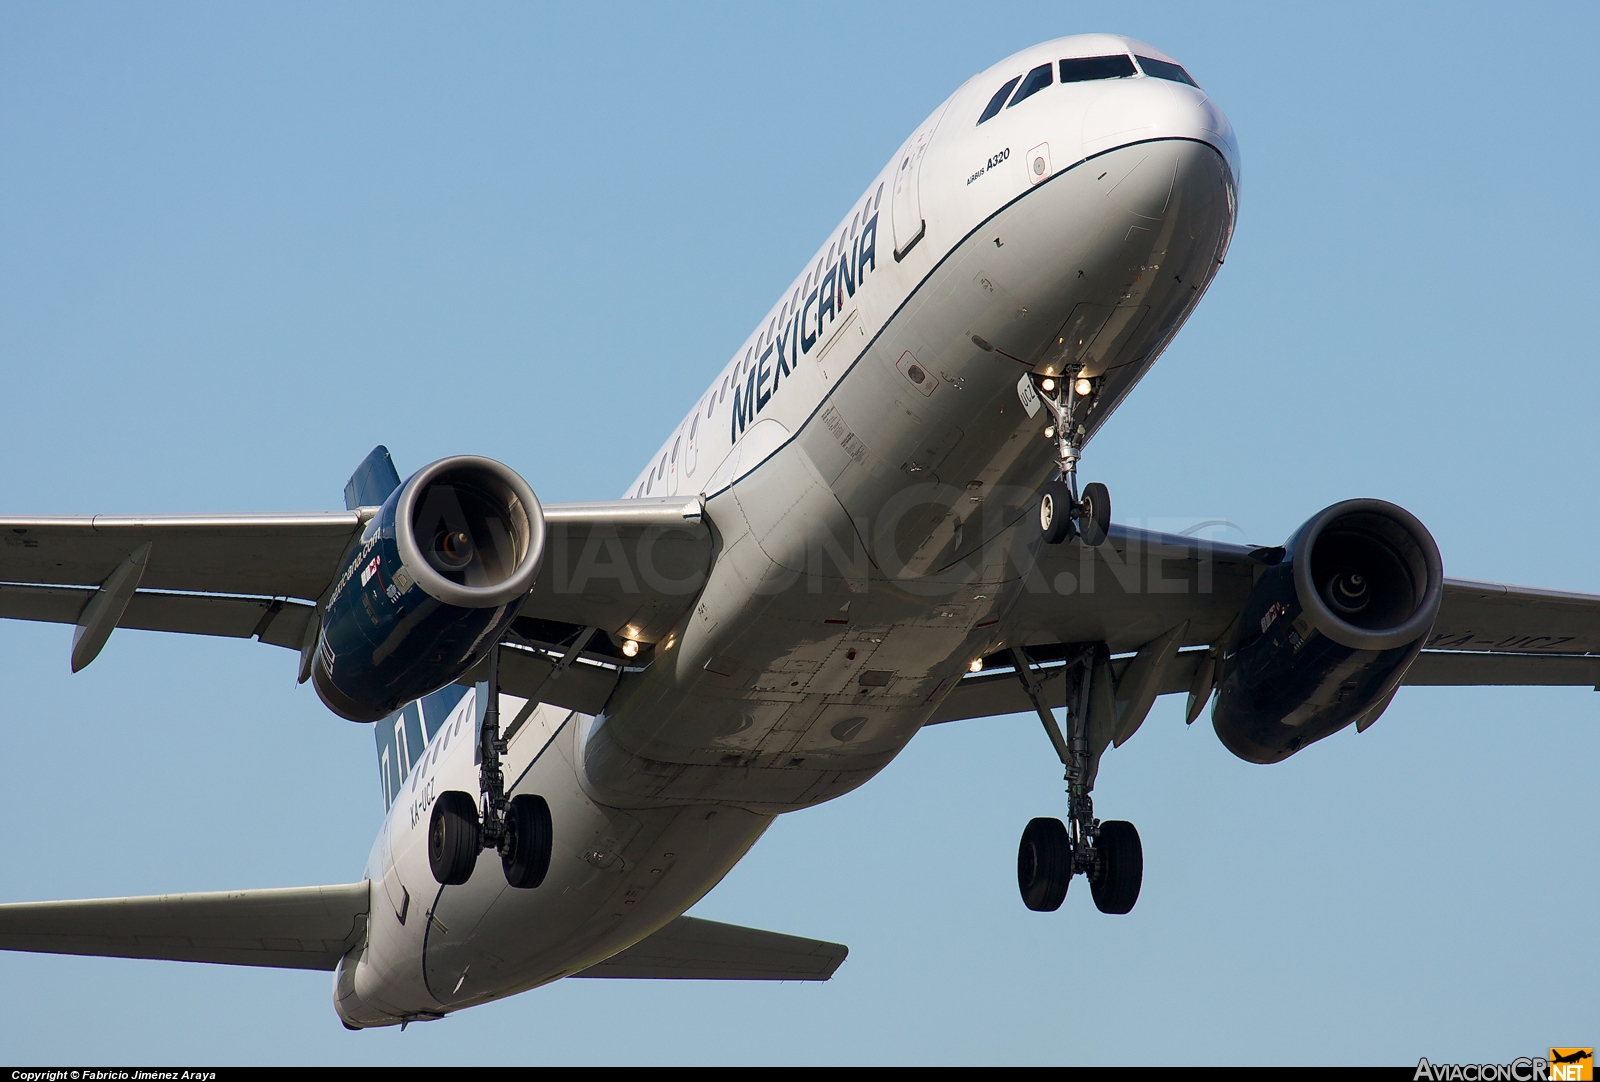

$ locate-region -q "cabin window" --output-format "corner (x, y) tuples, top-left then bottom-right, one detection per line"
(720, 376), (729, 402)
(1008, 63), (1053, 108)
(1135, 55), (1197, 87)
(1060, 55), (1137, 83)
(978, 75), (1022, 124)
(874, 182), (883, 209)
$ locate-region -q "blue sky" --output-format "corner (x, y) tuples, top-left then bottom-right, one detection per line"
(1, 1), (1595, 1065)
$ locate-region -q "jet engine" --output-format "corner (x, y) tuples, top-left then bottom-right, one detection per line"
(1212, 499), (1442, 764)
(313, 456), (545, 722)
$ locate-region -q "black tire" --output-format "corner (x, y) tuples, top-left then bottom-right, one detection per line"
(1079, 482), (1111, 547)
(1017, 817), (1072, 911)
(429, 790), (481, 886)
(1089, 819), (1143, 914)
(1039, 481), (1077, 546)
(501, 793), (553, 889)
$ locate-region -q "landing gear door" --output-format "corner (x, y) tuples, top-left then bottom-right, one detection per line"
(891, 100), (952, 262)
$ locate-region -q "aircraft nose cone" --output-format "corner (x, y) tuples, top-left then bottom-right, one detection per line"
(1081, 76), (1239, 183)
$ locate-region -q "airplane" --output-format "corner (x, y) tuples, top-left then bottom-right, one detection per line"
(1, 32), (1596, 1030)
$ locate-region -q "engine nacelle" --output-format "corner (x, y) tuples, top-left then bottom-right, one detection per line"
(313, 456), (544, 723)
(1212, 499), (1442, 764)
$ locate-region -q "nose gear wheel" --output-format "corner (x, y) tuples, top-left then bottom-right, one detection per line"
(1032, 369), (1111, 546)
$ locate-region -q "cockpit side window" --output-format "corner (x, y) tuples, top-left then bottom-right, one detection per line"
(1007, 63), (1053, 109)
(1135, 55), (1198, 87)
(1059, 54), (1137, 83)
(977, 75), (1022, 124)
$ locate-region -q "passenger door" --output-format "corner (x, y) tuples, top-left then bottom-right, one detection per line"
(890, 102), (951, 261)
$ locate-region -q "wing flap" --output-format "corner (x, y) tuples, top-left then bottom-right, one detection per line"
(0, 882), (369, 971)
(928, 650), (1206, 726)
(0, 584), (314, 650)
(928, 639), (1600, 729)
(1406, 651), (1600, 687)
(491, 643), (622, 717)
(571, 915), (847, 981)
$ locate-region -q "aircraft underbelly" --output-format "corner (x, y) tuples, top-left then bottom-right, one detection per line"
(576, 139), (1233, 813)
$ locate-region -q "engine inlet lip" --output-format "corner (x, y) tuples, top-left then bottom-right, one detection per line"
(395, 455), (545, 609)
(1290, 498), (1442, 652)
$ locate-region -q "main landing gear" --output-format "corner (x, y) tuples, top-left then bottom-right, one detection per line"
(1033, 371), (1110, 546)
(1009, 646), (1143, 915)
(429, 648), (553, 889)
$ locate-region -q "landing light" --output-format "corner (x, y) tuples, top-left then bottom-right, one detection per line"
(1074, 377), (1093, 396)
(1040, 378), (1056, 392)
(969, 658), (984, 673)
(622, 640), (640, 658)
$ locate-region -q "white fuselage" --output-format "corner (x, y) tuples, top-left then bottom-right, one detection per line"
(337, 33), (1239, 1027)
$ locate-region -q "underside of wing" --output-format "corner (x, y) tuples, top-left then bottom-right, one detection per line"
(1405, 577), (1600, 688)
(0, 512), (365, 599)
(1428, 577), (1600, 656)
(1015, 524), (1260, 653)
(0, 882), (370, 971)
(932, 559), (1600, 733)
(571, 915), (847, 981)
(521, 497), (713, 648)
(0, 494), (713, 688)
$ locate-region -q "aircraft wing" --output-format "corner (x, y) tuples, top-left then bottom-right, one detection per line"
(572, 915), (848, 981)
(0, 882), (369, 971)
(520, 497), (712, 646)
(0, 497), (712, 673)
(934, 525), (1600, 728)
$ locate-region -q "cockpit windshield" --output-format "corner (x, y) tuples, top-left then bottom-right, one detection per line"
(1007, 63), (1054, 109)
(1135, 55), (1198, 87)
(978, 76), (1022, 124)
(978, 50), (1200, 125)
(1059, 55), (1136, 83)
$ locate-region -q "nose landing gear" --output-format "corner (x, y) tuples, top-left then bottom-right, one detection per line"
(428, 648), (554, 889)
(1034, 372), (1111, 546)
(1009, 646), (1143, 915)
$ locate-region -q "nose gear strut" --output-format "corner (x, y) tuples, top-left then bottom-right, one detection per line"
(1034, 369), (1111, 546)
(1008, 645), (1143, 914)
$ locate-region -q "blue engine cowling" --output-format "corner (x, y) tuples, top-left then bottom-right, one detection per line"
(312, 456), (545, 723)
(1212, 499), (1443, 764)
